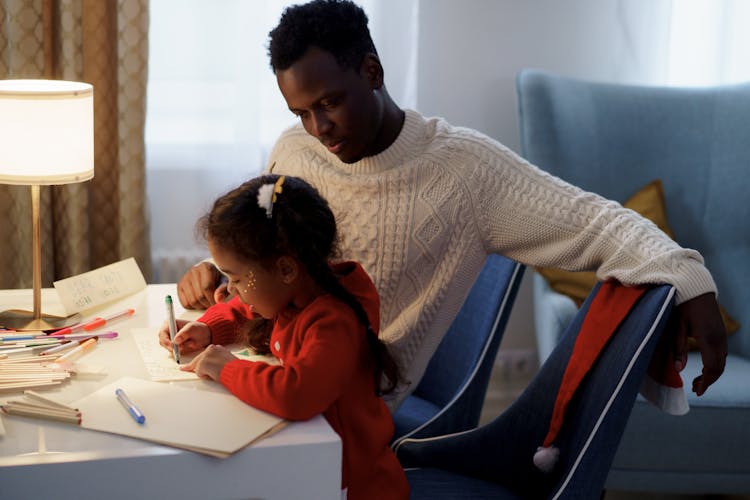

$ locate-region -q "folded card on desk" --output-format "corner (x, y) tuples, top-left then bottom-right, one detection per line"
(54, 257), (146, 314)
(72, 377), (286, 458)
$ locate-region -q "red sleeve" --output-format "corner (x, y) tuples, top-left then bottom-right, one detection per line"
(197, 296), (255, 345)
(219, 303), (363, 420)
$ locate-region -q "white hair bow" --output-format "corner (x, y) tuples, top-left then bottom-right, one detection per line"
(257, 175), (285, 218)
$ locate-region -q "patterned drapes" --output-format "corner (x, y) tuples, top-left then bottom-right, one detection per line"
(0, 0), (151, 287)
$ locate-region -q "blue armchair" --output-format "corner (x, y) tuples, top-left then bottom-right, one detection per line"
(391, 254), (525, 445)
(517, 69), (750, 494)
(396, 283), (675, 499)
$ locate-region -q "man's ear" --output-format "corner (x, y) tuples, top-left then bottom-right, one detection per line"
(275, 256), (299, 284)
(361, 52), (384, 90)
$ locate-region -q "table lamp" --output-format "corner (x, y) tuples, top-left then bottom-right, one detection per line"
(0, 79), (94, 331)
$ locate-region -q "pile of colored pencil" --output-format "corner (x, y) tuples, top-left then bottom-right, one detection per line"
(0, 335), (103, 391)
(0, 352), (71, 391)
(0, 390), (81, 425)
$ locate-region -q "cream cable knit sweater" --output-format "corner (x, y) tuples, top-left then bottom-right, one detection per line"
(267, 109), (716, 407)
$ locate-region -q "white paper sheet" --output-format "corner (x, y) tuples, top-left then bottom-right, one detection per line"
(131, 328), (279, 382)
(131, 328), (198, 381)
(73, 376), (285, 456)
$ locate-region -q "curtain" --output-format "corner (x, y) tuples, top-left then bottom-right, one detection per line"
(0, 0), (151, 288)
(667, 0), (750, 86)
(146, 0), (419, 282)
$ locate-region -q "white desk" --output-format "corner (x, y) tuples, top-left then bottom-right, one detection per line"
(0, 285), (342, 500)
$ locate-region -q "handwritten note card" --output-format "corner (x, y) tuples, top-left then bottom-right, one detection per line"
(54, 257), (147, 314)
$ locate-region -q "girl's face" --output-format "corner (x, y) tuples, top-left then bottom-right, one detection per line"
(208, 239), (293, 319)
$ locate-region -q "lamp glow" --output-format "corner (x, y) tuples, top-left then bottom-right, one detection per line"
(0, 79), (94, 330)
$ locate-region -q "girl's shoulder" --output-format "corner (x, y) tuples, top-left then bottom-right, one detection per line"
(292, 261), (379, 336)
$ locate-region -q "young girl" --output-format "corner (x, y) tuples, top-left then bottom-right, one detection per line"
(160, 174), (408, 500)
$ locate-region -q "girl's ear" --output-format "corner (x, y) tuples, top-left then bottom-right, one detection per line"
(360, 52), (384, 90)
(275, 256), (299, 284)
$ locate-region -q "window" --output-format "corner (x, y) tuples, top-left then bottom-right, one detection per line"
(145, 0), (418, 281)
(667, 0), (750, 86)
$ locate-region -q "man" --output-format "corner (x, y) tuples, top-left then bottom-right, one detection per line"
(177, 0), (726, 407)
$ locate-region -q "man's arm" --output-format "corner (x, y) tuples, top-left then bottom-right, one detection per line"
(177, 261), (222, 309)
(468, 143), (727, 394)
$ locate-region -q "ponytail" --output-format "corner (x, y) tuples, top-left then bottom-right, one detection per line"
(306, 261), (400, 395)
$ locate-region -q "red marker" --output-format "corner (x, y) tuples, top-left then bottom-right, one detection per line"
(51, 308), (134, 336)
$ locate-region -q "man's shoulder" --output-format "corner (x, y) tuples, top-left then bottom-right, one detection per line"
(416, 112), (516, 164)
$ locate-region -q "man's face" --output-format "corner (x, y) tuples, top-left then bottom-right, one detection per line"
(276, 46), (382, 163)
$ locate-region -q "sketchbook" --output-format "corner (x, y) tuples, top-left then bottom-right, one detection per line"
(72, 376), (286, 457)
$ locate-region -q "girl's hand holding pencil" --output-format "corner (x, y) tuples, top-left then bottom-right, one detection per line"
(157, 320), (211, 358)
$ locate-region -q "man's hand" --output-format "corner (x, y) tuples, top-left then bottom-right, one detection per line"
(213, 282), (232, 304)
(670, 292), (727, 396)
(177, 261), (222, 309)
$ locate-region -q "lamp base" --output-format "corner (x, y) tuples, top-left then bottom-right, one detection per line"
(0, 309), (82, 331)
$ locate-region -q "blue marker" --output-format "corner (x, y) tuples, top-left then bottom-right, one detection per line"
(116, 388), (145, 425)
(0, 334), (39, 342)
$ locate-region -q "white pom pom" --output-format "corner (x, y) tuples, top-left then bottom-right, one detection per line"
(533, 445), (560, 473)
(257, 184), (275, 218)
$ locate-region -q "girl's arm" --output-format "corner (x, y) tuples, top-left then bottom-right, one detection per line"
(219, 308), (363, 420)
(197, 296), (256, 345)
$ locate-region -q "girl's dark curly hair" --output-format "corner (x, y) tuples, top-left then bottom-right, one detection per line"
(198, 174), (399, 395)
(268, 0), (377, 72)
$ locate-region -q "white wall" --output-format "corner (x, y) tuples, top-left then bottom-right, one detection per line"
(412, 0), (673, 352)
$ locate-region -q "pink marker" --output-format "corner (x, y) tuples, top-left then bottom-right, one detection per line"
(56, 331), (118, 341)
(51, 309), (134, 336)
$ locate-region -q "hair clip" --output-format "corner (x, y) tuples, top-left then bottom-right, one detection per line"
(257, 175), (286, 218)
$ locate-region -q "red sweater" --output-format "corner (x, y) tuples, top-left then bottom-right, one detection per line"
(198, 261), (408, 500)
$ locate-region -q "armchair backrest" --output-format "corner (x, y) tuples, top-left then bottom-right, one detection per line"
(517, 69), (750, 356)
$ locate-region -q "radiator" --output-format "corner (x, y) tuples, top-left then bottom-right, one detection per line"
(151, 249), (209, 284)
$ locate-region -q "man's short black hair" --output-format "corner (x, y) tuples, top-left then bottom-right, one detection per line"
(268, 0), (377, 72)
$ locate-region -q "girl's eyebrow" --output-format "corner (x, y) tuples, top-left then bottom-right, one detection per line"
(217, 266), (234, 276)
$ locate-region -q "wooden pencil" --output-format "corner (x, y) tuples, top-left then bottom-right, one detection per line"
(0, 373), (69, 384)
(0, 380), (64, 391)
(24, 390), (78, 411)
(0, 366), (65, 373)
(0, 355), (58, 364)
(1, 404), (81, 424)
(4, 401), (80, 417)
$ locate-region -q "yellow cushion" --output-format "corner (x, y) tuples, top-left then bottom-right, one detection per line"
(536, 180), (739, 347)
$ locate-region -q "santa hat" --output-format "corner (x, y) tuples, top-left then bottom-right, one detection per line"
(533, 280), (671, 473)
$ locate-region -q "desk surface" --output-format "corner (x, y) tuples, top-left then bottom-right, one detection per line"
(0, 284), (342, 500)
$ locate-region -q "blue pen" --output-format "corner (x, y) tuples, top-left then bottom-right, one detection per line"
(165, 295), (180, 364)
(116, 388), (146, 425)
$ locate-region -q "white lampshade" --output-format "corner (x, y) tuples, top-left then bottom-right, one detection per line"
(0, 79), (94, 185)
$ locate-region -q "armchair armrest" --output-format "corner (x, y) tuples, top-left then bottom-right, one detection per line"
(396, 283), (675, 499)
